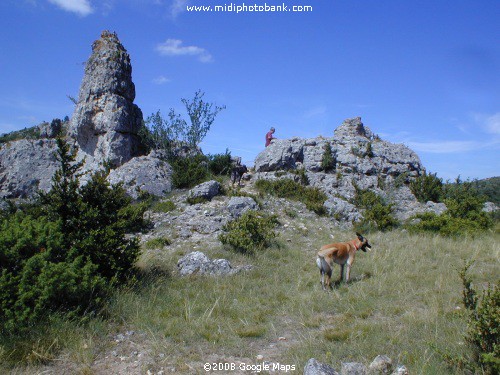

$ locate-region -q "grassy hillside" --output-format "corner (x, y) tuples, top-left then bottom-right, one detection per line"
(2, 197), (498, 374)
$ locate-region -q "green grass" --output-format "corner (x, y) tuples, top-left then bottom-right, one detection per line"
(2, 228), (498, 374)
(151, 200), (176, 213)
(144, 237), (171, 249)
(255, 178), (327, 215)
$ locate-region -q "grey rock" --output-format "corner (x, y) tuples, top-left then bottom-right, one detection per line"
(177, 251), (251, 276)
(0, 139), (59, 198)
(254, 138), (306, 172)
(391, 365), (409, 375)
(188, 180), (221, 201)
(341, 362), (367, 375)
(483, 201), (498, 213)
(334, 117), (374, 139)
(177, 251), (210, 275)
(107, 153), (173, 199)
(324, 197), (362, 224)
(70, 30), (143, 171)
(425, 201), (447, 215)
(368, 355), (393, 374)
(227, 196), (258, 218)
(304, 358), (339, 375)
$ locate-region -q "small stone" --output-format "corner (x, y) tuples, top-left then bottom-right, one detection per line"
(368, 355), (393, 374)
(391, 365), (409, 375)
(341, 362), (367, 375)
(304, 358), (339, 375)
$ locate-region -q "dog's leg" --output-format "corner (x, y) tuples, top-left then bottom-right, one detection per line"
(326, 268), (332, 290)
(345, 257), (354, 283)
(339, 264), (345, 282)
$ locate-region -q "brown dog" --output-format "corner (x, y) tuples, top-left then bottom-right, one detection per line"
(316, 232), (371, 289)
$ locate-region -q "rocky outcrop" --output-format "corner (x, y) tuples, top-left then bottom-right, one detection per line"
(107, 152), (173, 199)
(0, 139), (59, 199)
(70, 30), (143, 171)
(254, 117), (440, 223)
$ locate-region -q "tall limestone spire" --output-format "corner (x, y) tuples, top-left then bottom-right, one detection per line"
(70, 30), (143, 169)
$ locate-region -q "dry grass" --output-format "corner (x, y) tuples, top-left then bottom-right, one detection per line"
(2, 215), (498, 374)
(106, 226), (499, 373)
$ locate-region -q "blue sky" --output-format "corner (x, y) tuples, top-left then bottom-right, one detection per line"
(0, 0), (498, 180)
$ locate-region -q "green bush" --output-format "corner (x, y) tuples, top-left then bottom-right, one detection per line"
(219, 211), (278, 254)
(0, 139), (142, 334)
(208, 149), (233, 176)
(170, 154), (210, 188)
(365, 142), (374, 158)
(255, 178), (327, 215)
(407, 212), (491, 237)
(459, 264), (499, 374)
(410, 170), (443, 203)
(353, 186), (398, 232)
(473, 177), (500, 205)
(407, 177), (493, 236)
(321, 142), (335, 172)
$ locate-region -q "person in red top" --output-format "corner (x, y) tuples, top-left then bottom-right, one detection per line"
(265, 127), (276, 147)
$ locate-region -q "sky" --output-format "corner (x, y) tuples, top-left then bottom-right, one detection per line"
(0, 0), (499, 180)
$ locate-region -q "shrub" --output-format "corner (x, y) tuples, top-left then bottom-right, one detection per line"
(473, 177), (500, 205)
(407, 177), (493, 236)
(353, 186), (398, 232)
(457, 263), (499, 374)
(255, 178), (327, 215)
(207, 149), (233, 176)
(170, 154), (210, 188)
(0, 213), (108, 333)
(0, 139), (142, 334)
(365, 142), (374, 158)
(219, 211), (278, 254)
(410, 170), (443, 203)
(321, 142), (335, 172)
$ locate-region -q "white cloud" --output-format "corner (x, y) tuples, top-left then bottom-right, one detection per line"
(170, 0), (189, 18)
(47, 0), (94, 16)
(484, 112), (500, 135)
(152, 75), (171, 85)
(303, 106), (326, 119)
(156, 39), (213, 63)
